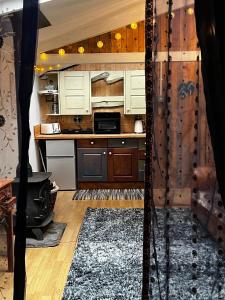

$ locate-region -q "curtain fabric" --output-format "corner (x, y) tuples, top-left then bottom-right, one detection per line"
(13, 1), (39, 299)
(195, 0), (225, 206)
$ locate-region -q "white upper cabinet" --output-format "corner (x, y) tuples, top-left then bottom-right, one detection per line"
(125, 70), (146, 115)
(60, 71), (91, 115)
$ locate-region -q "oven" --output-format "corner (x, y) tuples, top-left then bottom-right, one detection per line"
(94, 112), (120, 134)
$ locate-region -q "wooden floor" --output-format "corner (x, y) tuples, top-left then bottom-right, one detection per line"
(0, 192), (144, 300)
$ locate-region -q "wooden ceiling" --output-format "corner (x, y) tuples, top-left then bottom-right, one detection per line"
(38, 0), (194, 52)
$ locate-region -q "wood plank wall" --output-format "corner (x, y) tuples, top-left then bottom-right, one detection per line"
(42, 4), (215, 190)
(46, 5), (197, 54)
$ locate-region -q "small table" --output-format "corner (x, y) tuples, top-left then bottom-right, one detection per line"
(0, 179), (16, 272)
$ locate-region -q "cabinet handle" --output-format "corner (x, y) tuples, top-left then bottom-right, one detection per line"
(127, 108), (130, 112)
(109, 152), (112, 155)
(121, 141), (125, 144)
(90, 141), (94, 145)
(103, 152), (106, 155)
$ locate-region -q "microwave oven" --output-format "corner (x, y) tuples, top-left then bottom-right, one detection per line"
(94, 112), (120, 134)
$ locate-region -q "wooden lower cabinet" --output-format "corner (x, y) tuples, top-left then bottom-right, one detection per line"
(108, 148), (138, 182)
(77, 148), (107, 182)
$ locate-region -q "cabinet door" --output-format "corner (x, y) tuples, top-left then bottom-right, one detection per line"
(125, 70), (146, 115)
(60, 71), (91, 115)
(108, 148), (138, 182)
(77, 148), (107, 182)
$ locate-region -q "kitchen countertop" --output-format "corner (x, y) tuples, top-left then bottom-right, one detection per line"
(35, 133), (146, 140)
(34, 125), (146, 140)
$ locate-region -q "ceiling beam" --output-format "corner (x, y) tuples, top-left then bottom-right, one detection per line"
(36, 51), (200, 68)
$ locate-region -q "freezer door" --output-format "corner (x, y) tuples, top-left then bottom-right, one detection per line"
(46, 140), (75, 156)
(47, 156), (76, 190)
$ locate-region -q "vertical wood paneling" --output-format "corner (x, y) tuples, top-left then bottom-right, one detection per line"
(138, 21), (145, 52)
(47, 6), (197, 54)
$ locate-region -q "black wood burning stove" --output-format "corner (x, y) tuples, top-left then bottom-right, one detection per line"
(13, 172), (55, 240)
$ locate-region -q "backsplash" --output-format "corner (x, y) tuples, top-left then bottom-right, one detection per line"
(44, 106), (143, 133)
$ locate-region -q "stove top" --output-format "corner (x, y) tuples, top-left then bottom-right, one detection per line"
(61, 128), (93, 134)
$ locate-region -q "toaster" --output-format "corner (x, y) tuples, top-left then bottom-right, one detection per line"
(40, 123), (61, 134)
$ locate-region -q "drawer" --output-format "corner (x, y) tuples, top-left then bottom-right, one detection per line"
(108, 138), (138, 148)
(46, 140), (75, 156)
(139, 139), (146, 149)
(77, 139), (107, 148)
(0, 185), (11, 202)
(138, 149), (146, 160)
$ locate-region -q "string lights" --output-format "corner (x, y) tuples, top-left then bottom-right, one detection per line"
(130, 22), (138, 29)
(58, 48), (65, 56)
(115, 33), (122, 40)
(78, 46), (85, 54)
(97, 40), (104, 48)
(40, 52), (47, 61)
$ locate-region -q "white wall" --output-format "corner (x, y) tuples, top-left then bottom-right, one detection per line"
(29, 75), (41, 171)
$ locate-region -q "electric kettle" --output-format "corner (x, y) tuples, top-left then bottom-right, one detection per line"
(134, 119), (144, 134)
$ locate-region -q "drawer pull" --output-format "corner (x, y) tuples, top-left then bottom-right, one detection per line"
(109, 152), (112, 155)
(90, 141), (94, 145)
(103, 152), (106, 155)
(121, 141), (125, 144)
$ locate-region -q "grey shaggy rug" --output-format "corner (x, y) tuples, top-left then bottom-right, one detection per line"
(73, 189), (144, 200)
(62, 208), (225, 300)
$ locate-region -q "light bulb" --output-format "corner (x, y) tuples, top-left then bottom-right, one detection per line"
(40, 52), (47, 61)
(115, 33), (122, 40)
(78, 46), (85, 54)
(58, 48), (65, 56)
(48, 66), (53, 70)
(57, 64), (61, 68)
(97, 41), (104, 48)
(130, 22), (138, 30)
(187, 7), (194, 15)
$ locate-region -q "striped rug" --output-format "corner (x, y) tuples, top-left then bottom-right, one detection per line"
(72, 189), (144, 200)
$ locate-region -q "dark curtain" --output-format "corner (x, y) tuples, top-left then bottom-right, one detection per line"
(195, 0), (225, 206)
(13, 1), (39, 299)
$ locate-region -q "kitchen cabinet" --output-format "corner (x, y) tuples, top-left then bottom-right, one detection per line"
(108, 148), (138, 182)
(46, 140), (76, 190)
(77, 138), (140, 183)
(125, 70), (146, 115)
(77, 139), (108, 182)
(77, 148), (108, 182)
(60, 71), (91, 115)
(38, 72), (60, 116)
